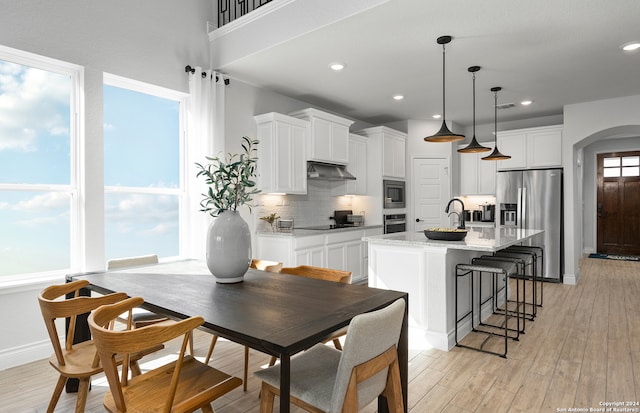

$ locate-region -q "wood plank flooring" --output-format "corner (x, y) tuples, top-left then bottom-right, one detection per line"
(1, 256), (639, 412)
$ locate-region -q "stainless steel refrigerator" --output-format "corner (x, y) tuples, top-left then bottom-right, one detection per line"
(496, 168), (563, 281)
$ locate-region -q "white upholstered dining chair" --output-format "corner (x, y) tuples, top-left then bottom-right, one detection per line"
(254, 298), (406, 413)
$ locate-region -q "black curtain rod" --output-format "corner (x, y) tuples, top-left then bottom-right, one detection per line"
(184, 65), (230, 85)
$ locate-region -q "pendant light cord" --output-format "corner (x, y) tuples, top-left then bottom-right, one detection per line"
(472, 71), (476, 137)
(494, 88), (498, 144)
(441, 43), (446, 120)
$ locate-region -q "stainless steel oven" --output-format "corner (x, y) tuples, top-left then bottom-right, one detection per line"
(383, 179), (406, 209)
(384, 213), (406, 234)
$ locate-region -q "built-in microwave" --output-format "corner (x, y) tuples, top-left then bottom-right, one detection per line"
(383, 179), (406, 209)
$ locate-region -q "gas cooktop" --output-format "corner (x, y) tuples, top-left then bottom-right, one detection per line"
(296, 224), (359, 230)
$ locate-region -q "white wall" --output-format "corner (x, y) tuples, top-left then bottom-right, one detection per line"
(0, 0), (214, 370)
(562, 94), (640, 284)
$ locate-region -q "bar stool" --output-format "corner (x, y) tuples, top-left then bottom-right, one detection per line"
(455, 258), (519, 358)
(504, 245), (544, 307)
(492, 250), (537, 321)
(477, 254), (532, 337)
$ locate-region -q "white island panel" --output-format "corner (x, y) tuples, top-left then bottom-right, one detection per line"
(365, 226), (543, 351)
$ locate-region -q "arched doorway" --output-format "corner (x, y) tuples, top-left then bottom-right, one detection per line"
(579, 129), (640, 257)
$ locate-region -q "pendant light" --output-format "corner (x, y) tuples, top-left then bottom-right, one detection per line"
(482, 86), (511, 161)
(458, 66), (490, 153)
(424, 35), (465, 143)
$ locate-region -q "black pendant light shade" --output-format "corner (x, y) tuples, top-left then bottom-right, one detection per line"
(425, 35), (465, 143)
(482, 86), (511, 161)
(458, 66), (490, 153)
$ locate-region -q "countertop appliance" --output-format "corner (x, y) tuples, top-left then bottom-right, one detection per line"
(383, 213), (406, 234)
(481, 204), (495, 222)
(296, 210), (363, 230)
(383, 179), (405, 209)
(496, 168), (563, 281)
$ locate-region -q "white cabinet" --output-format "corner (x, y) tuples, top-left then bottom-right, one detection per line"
(256, 227), (383, 284)
(496, 125), (563, 170)
(331, 134), (367, 196)
(326, 231), (364, 283)
(355, 126), (407, 179)
(294, 234), (327, 266)
(254, 113), (308, 194)
(458, 142), (496, 195)
(289, 108), (354, 165)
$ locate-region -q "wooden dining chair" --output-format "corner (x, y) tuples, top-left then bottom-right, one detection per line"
(107, 254), (195, 355)
(204, 258), (283, 391)
(38, 279), (162, 413)
(107, 254), (168, 327)
(255, 298), (406, 413)
(88, 296), (242, 413)
(279, 264), (352, 284)
(279, 265), (352, 351)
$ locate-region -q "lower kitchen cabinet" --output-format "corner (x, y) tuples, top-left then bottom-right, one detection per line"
(256, 227), (382, 283)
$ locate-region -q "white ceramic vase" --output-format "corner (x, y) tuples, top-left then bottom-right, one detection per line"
(206, 210), (251, 283)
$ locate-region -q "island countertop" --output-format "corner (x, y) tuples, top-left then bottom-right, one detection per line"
(363, 226), (543, 252)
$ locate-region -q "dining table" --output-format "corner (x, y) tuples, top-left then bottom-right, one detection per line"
(67, 259), (408, 413)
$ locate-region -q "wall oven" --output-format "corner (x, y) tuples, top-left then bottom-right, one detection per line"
(383, 213), (406, 234)
(383, 179), (406, 209)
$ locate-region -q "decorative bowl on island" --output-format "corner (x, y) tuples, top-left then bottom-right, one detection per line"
(424, 228), (468, 241)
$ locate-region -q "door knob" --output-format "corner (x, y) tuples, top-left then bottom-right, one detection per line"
(597, 203), (603, 217)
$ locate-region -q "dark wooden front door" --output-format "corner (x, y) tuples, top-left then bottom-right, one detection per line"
(597, 151), (640, 255)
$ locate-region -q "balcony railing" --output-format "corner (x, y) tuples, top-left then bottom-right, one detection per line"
(218, 0), (273, 27)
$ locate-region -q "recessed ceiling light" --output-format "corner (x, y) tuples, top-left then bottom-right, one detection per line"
(329, 62), (346, 71)
(621, 41), (640, 51)
(521, 100), (533, 106)
(393, 94), (404, 101)
(432, 114), (442, 119)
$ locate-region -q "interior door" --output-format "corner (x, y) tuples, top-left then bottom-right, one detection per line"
(412, 157), (450, 232)
(597, 151), (640, 255)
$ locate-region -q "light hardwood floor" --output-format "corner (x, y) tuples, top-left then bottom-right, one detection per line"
(1, 256), (638, 412)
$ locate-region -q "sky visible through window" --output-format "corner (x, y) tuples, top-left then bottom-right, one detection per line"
(0, 60), (71, 276)
(103, 85), (181, 262)
(0, 58), (181, 276)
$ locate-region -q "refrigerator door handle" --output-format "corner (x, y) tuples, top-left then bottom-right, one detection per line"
(521, 187), (527, 229)
(517, 187), (522, 228)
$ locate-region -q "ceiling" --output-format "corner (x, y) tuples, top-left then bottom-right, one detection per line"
(217, 0), (640, 130)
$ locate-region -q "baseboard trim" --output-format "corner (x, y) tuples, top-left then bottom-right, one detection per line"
(0, 340), (50, 371)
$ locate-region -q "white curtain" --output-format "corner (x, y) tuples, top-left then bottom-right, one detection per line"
(186, 68), (226, 258)
(188, 68), (226, 157)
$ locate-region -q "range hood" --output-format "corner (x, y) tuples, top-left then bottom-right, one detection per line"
(307, 161), (356, 181)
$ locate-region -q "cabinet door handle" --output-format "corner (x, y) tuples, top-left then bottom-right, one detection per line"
(416, 218), (424, 223)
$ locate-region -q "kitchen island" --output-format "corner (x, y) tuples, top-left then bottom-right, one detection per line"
(363, 226), (543, 351)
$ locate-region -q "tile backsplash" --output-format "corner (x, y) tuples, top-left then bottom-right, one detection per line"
(254, 180), (364, 231)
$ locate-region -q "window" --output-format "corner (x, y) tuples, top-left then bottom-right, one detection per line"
(0, 47), (80, 277)
(103, 75), (185, 262)
(603, 155), (640, 178)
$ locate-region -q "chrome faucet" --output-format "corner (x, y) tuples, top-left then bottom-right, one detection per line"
(445, 198), (466, 229)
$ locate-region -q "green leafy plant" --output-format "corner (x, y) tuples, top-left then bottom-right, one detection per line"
(260, 212), (280, 230)
(195, 136), (260, 217)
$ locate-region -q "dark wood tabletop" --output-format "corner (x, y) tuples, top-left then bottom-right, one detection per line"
(69, 260), (408, 413)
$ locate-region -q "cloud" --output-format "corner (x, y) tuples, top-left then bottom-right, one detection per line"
(105, 193), (179, 236)
(0, 61), (70, 152)
(14, 192), (69, 210)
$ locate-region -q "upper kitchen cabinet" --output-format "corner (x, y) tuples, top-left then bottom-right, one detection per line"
(458, 142), (496, 195)
(254, 112), (309, 194)
(289, 108), (354, 165)
(356, 126), (407, 179)
(331, 134), (368, 196)
(496, 125), (563, 170)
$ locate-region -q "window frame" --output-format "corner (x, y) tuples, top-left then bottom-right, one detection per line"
(102, 73), (188, 261)
(0, 45), (83, 285)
